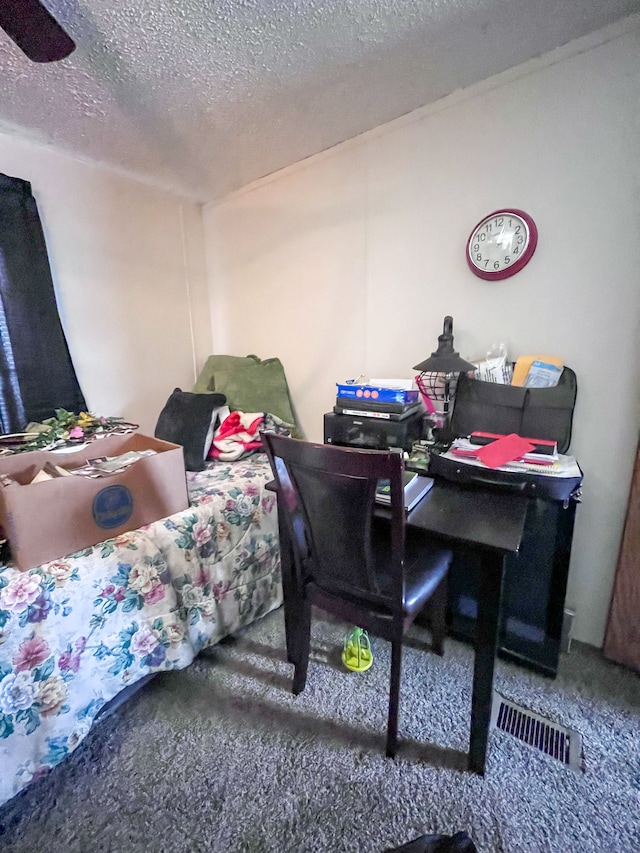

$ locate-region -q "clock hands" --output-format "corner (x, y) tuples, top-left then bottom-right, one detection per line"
(467, 209), (537, 280)
(493, 222), (512, 251)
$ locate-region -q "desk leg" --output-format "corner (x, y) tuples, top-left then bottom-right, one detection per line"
(469, 550), (506, 775)
(275, 506), (299, 664)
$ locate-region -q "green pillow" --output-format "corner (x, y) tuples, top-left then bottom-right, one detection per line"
(192, 355), (247, 394)
(193, 354), (303, 437)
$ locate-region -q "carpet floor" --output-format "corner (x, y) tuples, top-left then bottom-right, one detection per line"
(1, 607), (639, 853)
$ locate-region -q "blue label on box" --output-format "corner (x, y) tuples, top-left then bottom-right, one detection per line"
(92, 485), (134, 529)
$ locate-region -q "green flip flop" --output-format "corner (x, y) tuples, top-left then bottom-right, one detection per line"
(341, 627), (373, 672)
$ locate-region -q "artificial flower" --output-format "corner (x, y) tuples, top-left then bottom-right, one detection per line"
(19, 409), (138, 452)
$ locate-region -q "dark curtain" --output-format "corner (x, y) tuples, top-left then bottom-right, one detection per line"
(0, 173), (86, 433)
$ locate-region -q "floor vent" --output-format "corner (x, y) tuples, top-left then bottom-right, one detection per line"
(491, 692), (584, 770)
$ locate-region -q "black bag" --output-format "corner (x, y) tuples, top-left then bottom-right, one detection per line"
(430, 365), (581, 502)
(449, 366), (577, 454)
(428, 450), (583, 502)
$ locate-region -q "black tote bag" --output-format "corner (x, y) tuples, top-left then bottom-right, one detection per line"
(449, 366), (577, 454)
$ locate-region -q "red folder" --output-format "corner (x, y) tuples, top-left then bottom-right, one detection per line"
(475, 433), (536, 469)
(470, 431), (558, 456)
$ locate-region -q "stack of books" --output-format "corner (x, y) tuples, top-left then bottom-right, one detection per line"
(334, 380), (422, 421)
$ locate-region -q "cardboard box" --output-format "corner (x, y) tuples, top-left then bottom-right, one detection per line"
(335, 382), (419, 405)
(0, 433), (188, 572)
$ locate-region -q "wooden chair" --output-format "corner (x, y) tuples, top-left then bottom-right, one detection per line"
(262, 433), (452, 758)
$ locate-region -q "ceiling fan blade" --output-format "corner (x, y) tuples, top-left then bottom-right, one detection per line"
(0, 0), (75, 63)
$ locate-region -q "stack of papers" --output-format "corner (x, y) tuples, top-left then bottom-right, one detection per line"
(70, 450), (157, 478)
(451, 436), (557, 469)
(443, 444), (581, 478)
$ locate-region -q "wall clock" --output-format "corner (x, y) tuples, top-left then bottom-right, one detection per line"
(466, 209), (538, 281)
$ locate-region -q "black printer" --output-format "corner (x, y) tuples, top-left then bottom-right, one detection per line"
(323, 410), (424, 453)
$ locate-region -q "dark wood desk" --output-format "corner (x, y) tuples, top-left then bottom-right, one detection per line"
(269, 477), (528, 775)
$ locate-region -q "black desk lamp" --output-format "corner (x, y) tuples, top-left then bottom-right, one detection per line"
(413, 316), (476, 431)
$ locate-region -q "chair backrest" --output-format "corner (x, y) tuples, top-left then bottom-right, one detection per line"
(263, 433), (406, 611)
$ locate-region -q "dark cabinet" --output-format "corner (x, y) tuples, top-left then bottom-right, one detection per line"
(446, 494), (578, 677)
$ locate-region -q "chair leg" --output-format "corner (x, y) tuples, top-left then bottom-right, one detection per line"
(429, 577), (448, 657)
(386, 639), (402, 758)
(292, 599), (312, 696)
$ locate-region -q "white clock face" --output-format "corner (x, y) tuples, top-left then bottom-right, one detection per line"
(468, 212), (529, 275)
(467, 209), (538, 280)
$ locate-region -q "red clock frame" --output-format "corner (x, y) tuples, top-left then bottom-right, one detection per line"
(466, 209), (538, 281)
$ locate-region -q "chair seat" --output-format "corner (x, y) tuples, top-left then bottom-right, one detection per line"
(374, 532), (451, 616)
(403, 539), (451, 615)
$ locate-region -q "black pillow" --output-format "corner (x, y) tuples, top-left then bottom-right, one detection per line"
(154, 388), (227, 471)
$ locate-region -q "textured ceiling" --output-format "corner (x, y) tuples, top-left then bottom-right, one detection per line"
(0, 0), (638, 202)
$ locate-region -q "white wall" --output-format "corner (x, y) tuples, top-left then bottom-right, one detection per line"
(203, 19), (640, 647)
(0, 133), (211, 435)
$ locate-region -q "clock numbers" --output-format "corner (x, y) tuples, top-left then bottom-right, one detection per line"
(469, 215), (528, 272)
(466, 209), (538, 281)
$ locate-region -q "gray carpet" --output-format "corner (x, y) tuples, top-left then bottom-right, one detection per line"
(1, 607), (639, 853)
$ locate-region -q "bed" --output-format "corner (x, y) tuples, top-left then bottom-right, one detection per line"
(0, 452), (282, 807)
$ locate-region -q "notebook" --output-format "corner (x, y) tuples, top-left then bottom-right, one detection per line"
(375, 471), (434, 511)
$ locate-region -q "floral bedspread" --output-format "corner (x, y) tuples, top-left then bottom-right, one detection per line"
(0, 453), (282, 807)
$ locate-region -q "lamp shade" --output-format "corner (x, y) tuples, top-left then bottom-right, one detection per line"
(413, 316), (476, 374)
